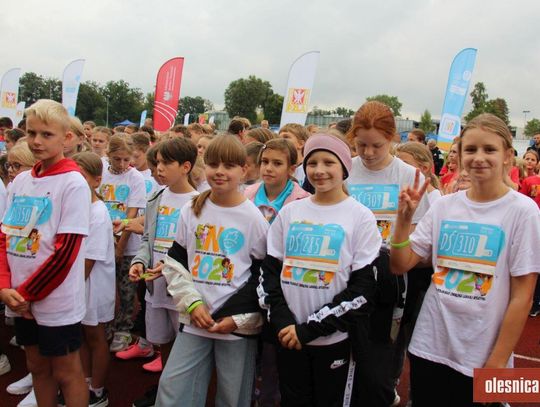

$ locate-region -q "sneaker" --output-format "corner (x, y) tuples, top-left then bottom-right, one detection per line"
(9, 335), (23, 348)
(0, 354), (11, 376)
(116, 339), (154, 360)
(142, 353), (162, 373)
(132, 385), (158, 407)
(7, 373), (33, 394)
(17, 389), (37, 407)
(391, 388), (401, 407)
(530, 304), (540, 317)
(89, 388), (109, 407)
(109, 331), (132, 352)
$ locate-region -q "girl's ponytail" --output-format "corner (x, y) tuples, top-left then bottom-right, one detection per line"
(191, 189), (212, 217)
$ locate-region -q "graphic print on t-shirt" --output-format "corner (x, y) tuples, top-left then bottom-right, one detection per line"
(99, 184), (130, 220)
(2, 195), (51, 258)
(192, 223), (244, 286)
(153, 205), (181, 254)
(282, 222), (345, 289)
(348, 184), (399, 244)
(432, 220), (504, 300)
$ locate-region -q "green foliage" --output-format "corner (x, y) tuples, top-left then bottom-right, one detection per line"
(309, 106), (354, 117)
(485, 98), (509, 125)
(76, 81), (106, 123)
(19, 72), (61, 106)
(264, 93), (284, 125)
(224, 75), (273, 123)
(465, 82), (509, 125)
(102, 80), (145, 125)
(524, 118), (540, 138)
(419, 109), (435, 133)
(178, 96), (214, 123)
(366, 94), (402, 116)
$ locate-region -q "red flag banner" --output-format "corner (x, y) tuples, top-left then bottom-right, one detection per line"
(153, 57), (184, 131)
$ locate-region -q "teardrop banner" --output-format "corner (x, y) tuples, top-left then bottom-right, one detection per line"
(62, 59), (85, 116)
(153, 57), (185, 132)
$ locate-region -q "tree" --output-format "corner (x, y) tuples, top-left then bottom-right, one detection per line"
(76, 81), (106, 123)
(485, 98), (509, 125)
(366, 94), (402, 116)
(465, 82), (489, 122)
(419, 110), (436, 133)
(264, 93), (284, 125)
(524, 119), (540, 138)
(335, 107), (355, 117)
(19, 72), (61, 106)
(224, 75), (273, 123)
(178, 96), (214, 122)
(143, 92), (154, 118)
(101, 80), (144, 125)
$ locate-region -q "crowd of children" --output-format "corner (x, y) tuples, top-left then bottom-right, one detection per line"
(0, 99), (538, 407)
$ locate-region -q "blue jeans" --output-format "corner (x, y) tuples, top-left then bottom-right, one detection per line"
(156, 330), (257, 407)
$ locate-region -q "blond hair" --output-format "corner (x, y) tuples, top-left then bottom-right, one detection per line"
(25, 99), (69, 130)
(8, 142), (36, 168)
(395, 142), (440, 189)
(73, 151), (103, 178)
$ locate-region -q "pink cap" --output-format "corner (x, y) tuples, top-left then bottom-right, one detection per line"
(303, 133), (352, 179)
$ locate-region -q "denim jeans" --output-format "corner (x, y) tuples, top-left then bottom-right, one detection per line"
(156, 330), (257, 407)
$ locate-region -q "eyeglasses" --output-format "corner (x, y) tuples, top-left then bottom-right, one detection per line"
(4, 162), (24, 171)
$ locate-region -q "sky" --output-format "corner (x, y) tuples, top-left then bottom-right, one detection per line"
(3, 0), (540, 126)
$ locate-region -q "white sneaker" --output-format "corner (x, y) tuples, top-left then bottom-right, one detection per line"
(0, 354), (11, 375)
(109, 331), (132, 352)
(391, 388), (401, 407)
(17, 389), (37, 407)
(9, 335), (24, 349)
(7, 373), (33, 395)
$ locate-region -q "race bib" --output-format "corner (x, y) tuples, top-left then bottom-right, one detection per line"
(2, 196), (52, 237)
(348, 184), (399, 220)
(154, 205), (180, 254)
(437, 221), (504, 276)
(284, 223), (345, 273)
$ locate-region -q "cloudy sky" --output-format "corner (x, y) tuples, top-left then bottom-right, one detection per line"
(3, 0), (540, 126)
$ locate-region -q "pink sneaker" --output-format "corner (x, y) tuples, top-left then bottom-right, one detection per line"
(115, 339), (154, 360)
(142, 353), (162, 372)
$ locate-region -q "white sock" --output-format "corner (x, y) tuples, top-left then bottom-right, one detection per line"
(138, 337), (151, 348)
(90, 386), (104, 397)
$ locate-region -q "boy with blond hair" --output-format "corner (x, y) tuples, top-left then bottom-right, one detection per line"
(0, 99), (91, 407)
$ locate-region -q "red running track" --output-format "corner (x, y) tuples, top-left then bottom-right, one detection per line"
(1, 316), (538, 406)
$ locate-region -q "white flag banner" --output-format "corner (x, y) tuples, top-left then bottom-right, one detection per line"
(62, 59), (85, 116)
(0, 68), (21, 124)
(139, 110), (147, 127)
(209, 115), (215, 124)
(15, 101), (25, 123)
(279, 51), (320, 128)
(183, 113), (190, 125)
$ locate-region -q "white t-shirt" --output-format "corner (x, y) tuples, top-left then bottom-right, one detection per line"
(267, 197), (381, 346)
(347, 156), (430, 246)
(83, 200), (116, 326)
(0, 181), (6, 219)
(409, 190), (540, 377)
(428, 189), (442, 205)
(176, 198), (268, 340)
(140, 168), (159, 200)
(294, 165), (306, 187)
(147, 188), (199, 310)
(196, 180), (210, 193)
(99, 168), (146, 256)
(2, 170), (90, 326)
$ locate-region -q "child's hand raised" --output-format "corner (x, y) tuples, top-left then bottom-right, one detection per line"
(398, 169), (430, 222)
(142, 262), (164, 281)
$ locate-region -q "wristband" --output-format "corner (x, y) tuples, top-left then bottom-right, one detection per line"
(389, 238), (410, 249)
(187, 300), (203, 314)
